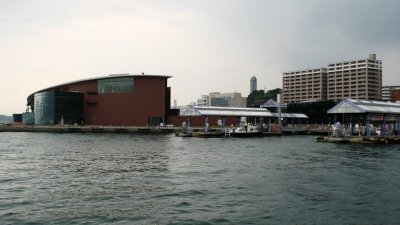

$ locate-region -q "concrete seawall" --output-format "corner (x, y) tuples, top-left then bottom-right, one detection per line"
(0, 125), (180, 134)
(1, 125), (333, 135)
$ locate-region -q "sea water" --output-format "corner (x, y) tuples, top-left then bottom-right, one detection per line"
(1, 132), (399, 224)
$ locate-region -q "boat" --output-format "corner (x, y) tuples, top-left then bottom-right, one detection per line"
(227, 124), (264, 137)
(175, 121), (193, 137)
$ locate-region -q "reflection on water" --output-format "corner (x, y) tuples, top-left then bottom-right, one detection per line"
(1, 133), (400, 224)
(343, 144), (392, 159)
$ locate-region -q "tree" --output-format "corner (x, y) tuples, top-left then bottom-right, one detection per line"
(247, 88), (281, 106)
(265, 88), (281, 101)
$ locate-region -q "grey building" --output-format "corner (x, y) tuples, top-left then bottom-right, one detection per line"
(250, 76), (257, 93)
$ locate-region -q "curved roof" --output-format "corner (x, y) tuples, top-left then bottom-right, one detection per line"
(27, 74), (171, 101)
(327, 98), (400, 114)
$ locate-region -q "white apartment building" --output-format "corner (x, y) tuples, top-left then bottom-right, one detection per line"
(196, 92), (247, 107)
(282, 54), (382, 103)
(282, 68), (328, 103)
(327, 54), (382, 101)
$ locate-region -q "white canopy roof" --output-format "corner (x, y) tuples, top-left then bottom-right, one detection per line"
(180, 106), (308, 119)
(276, 113), (309, 119)
(180, 106), (274, 117)
(327, 98), (400, 114)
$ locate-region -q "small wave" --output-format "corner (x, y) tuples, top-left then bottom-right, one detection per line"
(152, 190), (208, 199)
(211, 218), (230, 223)
(176, 201), (191, 207)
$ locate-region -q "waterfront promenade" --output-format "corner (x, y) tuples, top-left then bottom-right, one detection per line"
(1, 124), (320, 135)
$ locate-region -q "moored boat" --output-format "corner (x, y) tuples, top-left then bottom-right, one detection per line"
(227, 124), (263, 137)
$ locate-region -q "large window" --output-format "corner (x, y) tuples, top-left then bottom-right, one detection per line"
(98, 77), (133, 93)
(211, 98), (229, 107)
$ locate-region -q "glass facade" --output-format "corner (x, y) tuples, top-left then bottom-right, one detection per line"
(22, 112), (34, 125)
(98, 77), (134, 93)
(149, 117), (164, 126)
(34, 92), (55, 125)
(54, 92), (83, 125)
(34, 91), (83, 125)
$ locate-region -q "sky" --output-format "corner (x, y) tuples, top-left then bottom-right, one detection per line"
(1, 0), (400, 115)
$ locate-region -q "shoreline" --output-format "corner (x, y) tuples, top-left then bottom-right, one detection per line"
(0, 124), (330, 135)
(0, 125), (180, 134)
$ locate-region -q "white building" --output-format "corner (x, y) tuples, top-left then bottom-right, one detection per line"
(282, 54), (382, 103)
(196, 92), (247, 107)
(196, 95), (209, 106)
(327, 54), (382, 101)
(282, 68), (327, 103)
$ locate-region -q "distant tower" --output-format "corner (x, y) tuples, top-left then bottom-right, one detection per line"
(250, 76), (257, 93)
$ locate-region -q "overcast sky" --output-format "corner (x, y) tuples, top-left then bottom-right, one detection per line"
(1, 0), (399, 115)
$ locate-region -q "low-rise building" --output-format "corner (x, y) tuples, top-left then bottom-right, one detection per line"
(26, 74), (171, 126)
(392, 89), (400, 103)
(196, 92), (247, 107)
(382, 85), (400, 102)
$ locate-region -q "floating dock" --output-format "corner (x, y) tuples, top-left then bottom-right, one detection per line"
(317, 135), (400, 144)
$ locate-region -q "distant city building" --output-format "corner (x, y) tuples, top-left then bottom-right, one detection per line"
(282, 68), (327, 103)
(282, 54), (382, 103)
(250, 76), (257, 93)
(382, 85), (400, 102)
(196, 92), (247, 107)
(196, 95), (209, 106)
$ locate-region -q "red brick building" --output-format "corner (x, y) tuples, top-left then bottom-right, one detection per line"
(392, 89), (400, 102)
(27, 74), (171, 126)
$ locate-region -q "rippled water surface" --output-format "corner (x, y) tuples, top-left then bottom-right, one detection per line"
(1, 132), (400, 224)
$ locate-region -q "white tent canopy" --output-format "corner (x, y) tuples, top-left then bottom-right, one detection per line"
(180, 105), (308, 119)
(327, 98), (400, 114)
(277, 113), (309, 119)
(180, 106), (274, 117)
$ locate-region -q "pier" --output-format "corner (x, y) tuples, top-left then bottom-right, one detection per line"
(317, 135), (400, 144)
